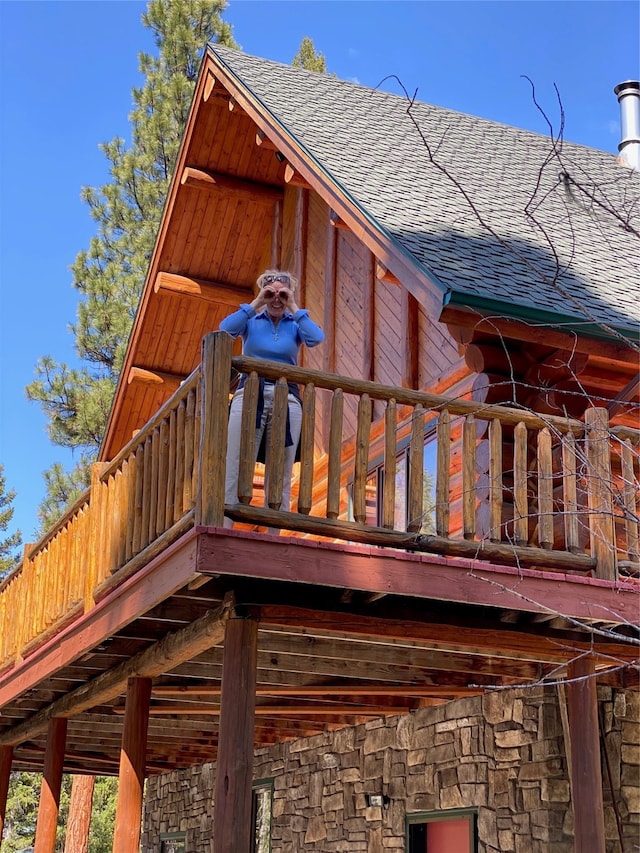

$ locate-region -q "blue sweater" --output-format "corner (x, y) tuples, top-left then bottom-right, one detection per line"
(219, 304), (324, 365)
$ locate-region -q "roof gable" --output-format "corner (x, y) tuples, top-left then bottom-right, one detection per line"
(210, 45), (640, 338)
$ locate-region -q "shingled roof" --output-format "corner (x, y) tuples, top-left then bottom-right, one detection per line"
(211, 45), (639, 341)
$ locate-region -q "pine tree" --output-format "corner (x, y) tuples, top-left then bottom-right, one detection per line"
(0, 466), (22, 579)
(26, 0), (237, 526)
(292, 36), (327, 73)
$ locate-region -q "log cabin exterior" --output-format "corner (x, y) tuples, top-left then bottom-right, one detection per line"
(0, 47), (639, 853)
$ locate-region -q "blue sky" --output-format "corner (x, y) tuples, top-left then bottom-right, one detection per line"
(0, 0), (638, 544)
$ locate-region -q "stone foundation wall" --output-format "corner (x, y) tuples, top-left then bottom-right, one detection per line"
(141, 687), (639, 853)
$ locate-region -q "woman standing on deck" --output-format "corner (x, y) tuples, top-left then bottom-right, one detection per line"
(219, 270), (324, 527)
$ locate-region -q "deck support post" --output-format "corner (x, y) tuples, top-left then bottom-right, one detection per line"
(34, 716), (68, 853)
(566, 656), (605, 853)
(198, 331), (233, 527)
(64, 774), (95, 853)
(213, 612), (259, 853)
(0, 744), (13, 843)
(113, 677), (152, 853)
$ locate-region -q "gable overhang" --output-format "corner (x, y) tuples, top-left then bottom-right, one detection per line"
(205, 45), (447, 303)
(99, 48), (448, 462)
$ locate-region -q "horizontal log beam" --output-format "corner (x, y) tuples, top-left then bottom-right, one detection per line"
(231, 353), (587, 433)
(329, 210), (349, 229)
(203, 70), (223, 102)
(219, 504), (597, 573)
(257, 603), (638, 666)
(152, 684), (484, 697)
(609, 375), (640, 419)
(283, 162), (311, 188)
(127, 366), (184, 392)
(441, 304), (639, 365)
(255, 130), (278, 151)
(115, 703), (413, 716)
(376, 261), (401, 285)
(153, 271), (252, 304)
(180, 166), (283, 203)
(0, 596), (233, 747)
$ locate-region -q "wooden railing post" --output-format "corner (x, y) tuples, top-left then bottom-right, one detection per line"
(15, 543), (33, 663)
(584, 407), (617, 580)
(197, 331), (233, 527)
(85, 463), (109, 611)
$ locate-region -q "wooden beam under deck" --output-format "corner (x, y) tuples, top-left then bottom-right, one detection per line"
(0, 574), (231, 746)
(152, 684), (485, 698)
(195, 528), (638, 629)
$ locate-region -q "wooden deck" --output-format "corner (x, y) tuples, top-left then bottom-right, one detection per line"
(0, 331), (638, 777)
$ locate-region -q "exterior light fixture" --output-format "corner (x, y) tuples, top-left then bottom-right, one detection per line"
(365, 793), (390, 808)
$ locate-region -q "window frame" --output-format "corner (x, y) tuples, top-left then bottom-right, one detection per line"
(349, 419), (438, 532)
(159, 831), (186, 853)
(406, 808), (477, 852)
(251, 778), (274, 853)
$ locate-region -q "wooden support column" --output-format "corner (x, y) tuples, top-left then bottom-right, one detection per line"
(566, 656), (605, 853)
(271, 198), (283, 269)
(34, 717), (68, 853)
(402, 289), (420, 389)
(113, 677), (152, 853)
(197, 331), (233, 527)
(0, 745), (13, 844)
(213, 612), (259, 853)
(293, 187), (308, 287)
(64, 775), (95, 853)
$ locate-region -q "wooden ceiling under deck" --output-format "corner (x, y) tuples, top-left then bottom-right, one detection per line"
(3, 531), (638, 778)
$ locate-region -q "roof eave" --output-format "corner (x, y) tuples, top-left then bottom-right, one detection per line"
(443, 290), (640, 347)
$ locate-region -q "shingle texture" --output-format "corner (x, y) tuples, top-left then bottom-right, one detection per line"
(211, 46), (640, 337)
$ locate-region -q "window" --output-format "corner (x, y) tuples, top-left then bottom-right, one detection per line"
(251, 780), (273, 853)
(352, 429), (437, 533)
(160, 832), (186, 853)
(407, 809), (477, 853)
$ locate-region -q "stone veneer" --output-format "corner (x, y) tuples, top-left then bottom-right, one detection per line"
(141, 687), (639, 852)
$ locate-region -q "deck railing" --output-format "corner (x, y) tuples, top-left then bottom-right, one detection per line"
(202, 334), (639, 578)
(1, 331), (638, 669)
(0, 369), (201, 670)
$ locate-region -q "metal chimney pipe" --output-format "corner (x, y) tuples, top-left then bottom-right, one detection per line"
(614, 80), (640, 170)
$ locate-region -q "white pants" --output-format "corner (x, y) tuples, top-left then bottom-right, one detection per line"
(224, 385), (303, 512)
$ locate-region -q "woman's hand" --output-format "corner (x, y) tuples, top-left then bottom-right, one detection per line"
(252, 285), (299, 313)
(279, 287), (299, 313)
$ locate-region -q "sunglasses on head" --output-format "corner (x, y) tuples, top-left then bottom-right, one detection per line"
(262, 274), (290, 285)
(263, 288), (289, 300)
